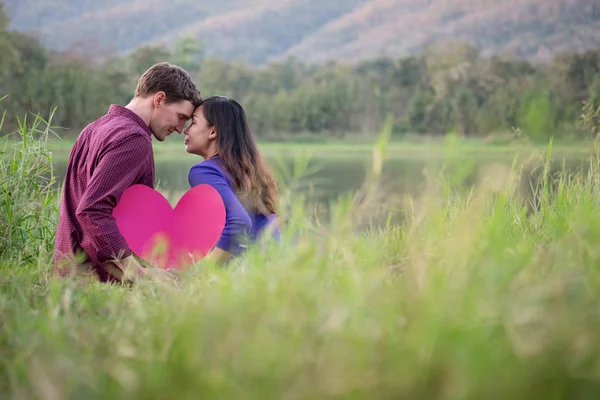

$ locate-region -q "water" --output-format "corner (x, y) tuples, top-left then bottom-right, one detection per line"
(51, 156), (480, 203)
(52, 150), (591, 209)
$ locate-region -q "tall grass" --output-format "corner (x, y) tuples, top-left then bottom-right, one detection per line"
(0, 104), (59, 264)
(2, 112), (600, 399)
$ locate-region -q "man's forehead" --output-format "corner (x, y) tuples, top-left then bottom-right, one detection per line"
(173, 100), (195, 118)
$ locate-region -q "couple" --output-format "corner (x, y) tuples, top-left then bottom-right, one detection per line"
(54, 62), (279, 283)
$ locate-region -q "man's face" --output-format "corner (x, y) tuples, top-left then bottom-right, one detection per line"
(150, 94), (195, 141)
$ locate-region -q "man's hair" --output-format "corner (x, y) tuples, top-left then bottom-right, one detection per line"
(135, 62), (202, 107)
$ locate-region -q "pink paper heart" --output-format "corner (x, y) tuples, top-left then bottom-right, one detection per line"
(112, 184), (225, 270)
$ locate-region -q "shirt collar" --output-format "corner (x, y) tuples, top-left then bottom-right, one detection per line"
(108, 104), (153, 137)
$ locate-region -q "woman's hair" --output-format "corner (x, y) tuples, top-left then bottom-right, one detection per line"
(199, 96), (278, 215)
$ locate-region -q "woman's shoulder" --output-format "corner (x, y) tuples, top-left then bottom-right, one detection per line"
(188, 158), (231, 185)
(190, 157), (223, 173)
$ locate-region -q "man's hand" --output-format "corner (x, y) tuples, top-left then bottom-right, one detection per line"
(114, 254), (145, 283)
(113, 255), (179, 285)
(143, 266), (181, 285)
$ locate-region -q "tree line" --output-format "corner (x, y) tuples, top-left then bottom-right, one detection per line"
(1, 4), (599, 141)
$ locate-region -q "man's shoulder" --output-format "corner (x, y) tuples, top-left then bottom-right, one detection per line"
(81, 113), (151, 146)
(96, 113), (149, 136)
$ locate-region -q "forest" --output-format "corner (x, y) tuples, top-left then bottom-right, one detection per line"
(1, 4), (599, 141)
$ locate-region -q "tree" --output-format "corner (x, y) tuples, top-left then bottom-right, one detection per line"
(407, 87), (436, 134)
(2, 31), (48, 120)
(579, 75), (600, 137)
(173, 36), (205, 74)
(450, 86), (479, 136)
(520, 89), (559, 142)
(0, 4), (21, 89)
(126, 44), (172, 77)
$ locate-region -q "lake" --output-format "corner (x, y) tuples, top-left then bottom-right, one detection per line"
(51, 140), (594, 226)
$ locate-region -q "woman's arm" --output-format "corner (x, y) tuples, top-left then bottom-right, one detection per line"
(188, 162), (251, 262)
(205, 247), (233, 263)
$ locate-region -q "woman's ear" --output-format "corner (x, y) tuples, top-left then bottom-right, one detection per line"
(209, 127), (217, 140)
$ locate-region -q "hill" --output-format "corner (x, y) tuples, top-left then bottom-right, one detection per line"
(3, 0), (600, 64)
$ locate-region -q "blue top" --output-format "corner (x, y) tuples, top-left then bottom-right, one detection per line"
(188, 157), (280, 255)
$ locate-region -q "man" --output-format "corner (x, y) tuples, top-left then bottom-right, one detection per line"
(54, 62), (202, 283)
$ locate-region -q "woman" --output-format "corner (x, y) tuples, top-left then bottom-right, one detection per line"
(183, 96), (279, 263)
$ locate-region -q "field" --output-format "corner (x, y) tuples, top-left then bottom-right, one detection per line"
(2, 121), (600, 398)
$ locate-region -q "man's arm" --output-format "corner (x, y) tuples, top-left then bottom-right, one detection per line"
(76, 133), (152, 270)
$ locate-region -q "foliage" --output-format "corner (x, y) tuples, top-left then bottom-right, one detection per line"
(520, 89), (558, 142)
(580, 101), (600, 138)
(579, 76), (600, 138)
(0, 7), (599, 140)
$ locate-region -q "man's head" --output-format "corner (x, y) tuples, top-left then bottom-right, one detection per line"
(134, 62), (202, 141)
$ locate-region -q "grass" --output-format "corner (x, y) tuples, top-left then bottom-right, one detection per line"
(2, 115), (600, 398)
(0, 109), (58, 263)
(39, 132), (595, 163)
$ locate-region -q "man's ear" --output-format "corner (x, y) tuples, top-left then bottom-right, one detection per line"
(153, 91), (166, 108)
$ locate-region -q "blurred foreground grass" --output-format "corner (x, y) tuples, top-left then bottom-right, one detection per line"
(2, 115), (600, 399)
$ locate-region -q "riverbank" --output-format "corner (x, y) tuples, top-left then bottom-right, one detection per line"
(37, 134), (596, 163)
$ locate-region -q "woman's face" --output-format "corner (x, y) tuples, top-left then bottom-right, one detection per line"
(183, 105), (216, 158)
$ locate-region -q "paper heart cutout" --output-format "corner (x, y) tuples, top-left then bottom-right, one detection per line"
(112, 184), (226, 270)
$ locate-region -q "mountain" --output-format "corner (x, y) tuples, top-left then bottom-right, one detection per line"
(3, 0), (600, 64)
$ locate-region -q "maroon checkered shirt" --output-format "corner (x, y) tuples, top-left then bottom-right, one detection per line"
(54, 105), (155, 281)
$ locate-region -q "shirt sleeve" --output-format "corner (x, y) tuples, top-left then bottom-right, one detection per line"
(188, 163), (251, 254)
(75, 133), (152, 265)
